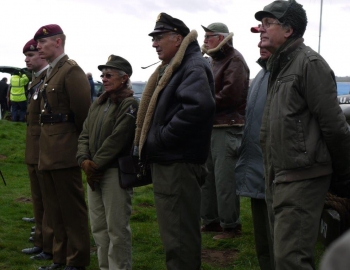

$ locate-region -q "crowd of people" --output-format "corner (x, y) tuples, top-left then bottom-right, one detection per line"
(10, 0), (350, 270)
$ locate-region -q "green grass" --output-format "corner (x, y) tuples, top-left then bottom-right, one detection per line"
(0, 119), (326, 269)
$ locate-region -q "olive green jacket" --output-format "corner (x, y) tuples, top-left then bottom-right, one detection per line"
(77, 90), (138, 171)
(260, 38), (350, 184)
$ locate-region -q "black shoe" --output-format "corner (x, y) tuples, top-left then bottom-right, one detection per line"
(22, 217), (35, 223)
(22, 246), (42, 255)
(31, 251), (53, 260)
(29, 236), (34, 242)
(30, 231), (35, 236)
(38, 263), (65, 270)
(64, 267), (85, 270)
(31, 226), (36, 232)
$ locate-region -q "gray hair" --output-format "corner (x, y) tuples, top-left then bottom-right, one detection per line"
(114, 69), (132, 90)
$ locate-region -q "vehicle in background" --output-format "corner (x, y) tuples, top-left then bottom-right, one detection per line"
(93, 80), (146, 101)
(132, 81), (147, 99)
(337, 82), (350, 96)
(0, 66), (32, 80)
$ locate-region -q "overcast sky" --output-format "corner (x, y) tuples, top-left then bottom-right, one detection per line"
(1, 0), (349, 82)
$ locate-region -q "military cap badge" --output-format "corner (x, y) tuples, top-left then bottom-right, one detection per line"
(30, 45), (35, 51)
(43, 28), (48, 35)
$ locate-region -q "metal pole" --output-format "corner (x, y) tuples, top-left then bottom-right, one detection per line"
(318, 0), (323, 54)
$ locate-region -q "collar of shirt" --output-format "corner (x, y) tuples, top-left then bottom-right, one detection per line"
(48, 53), (66, 70)
(33, 65), (49, 78)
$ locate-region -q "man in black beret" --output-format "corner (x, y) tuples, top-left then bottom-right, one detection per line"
(135, 12), (215, 270)
(255, 1), (350, 269)
(34, 23), (91, 270)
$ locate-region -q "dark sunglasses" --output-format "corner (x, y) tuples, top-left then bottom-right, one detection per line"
(100, 73), (114, 79)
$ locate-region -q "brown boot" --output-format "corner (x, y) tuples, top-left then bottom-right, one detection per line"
(212, 224), (242, 240)
(201, 222), (223, 233)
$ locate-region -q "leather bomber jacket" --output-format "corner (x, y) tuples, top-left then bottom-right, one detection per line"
(206, 38), (250, 127)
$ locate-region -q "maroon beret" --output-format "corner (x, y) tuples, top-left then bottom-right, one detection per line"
(23, 39), (38, 54)
(34, 24), (64, 41)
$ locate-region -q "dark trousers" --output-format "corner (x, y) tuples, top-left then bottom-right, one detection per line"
(152, 162), (207, 270)
(0, 99), (7, 118)
(266, 175), (331, 270)
(11, 101), (26, 122)
(251, 198), (274, 270)
(42, 167), (90, 266)
(27, 164), (54, 253)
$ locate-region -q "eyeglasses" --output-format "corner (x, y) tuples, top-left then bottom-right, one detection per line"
(151, 32), (177, 42)
(258, 19), (281, 30)
(204, 34), (218, 40)
(100, 73), (115, 79)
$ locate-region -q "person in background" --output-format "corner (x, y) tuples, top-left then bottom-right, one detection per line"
(255, 0), (350, 269)
(200, 22), (249, 240)
(77, 55), (138, 270)
(34, 24), (91, 270)
(21, 38), (54, 263)
(0, 77), (9, 118)
(86, 72), (95, 102)
(9, 70), (29, 122)
(134, 12), (215, 269)
(235, 26), (274, 270)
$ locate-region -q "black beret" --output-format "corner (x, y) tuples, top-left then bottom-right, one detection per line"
(23, 39), (38, 54)
(149, 12), (190, 37)
(34, 24), (64, 41)
(98, 55), (133, 77)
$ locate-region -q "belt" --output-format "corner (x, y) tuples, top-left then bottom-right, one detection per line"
(39, 113), (75, 124)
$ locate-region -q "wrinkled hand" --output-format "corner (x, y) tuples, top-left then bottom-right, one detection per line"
(81, 160), (99, 177)
(86, 171), (104, 191)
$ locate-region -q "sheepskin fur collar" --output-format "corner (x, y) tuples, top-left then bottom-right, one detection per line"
(134, 30), (198, 156)
(201, 32), (234, 59)
(97, 87), (134, 105)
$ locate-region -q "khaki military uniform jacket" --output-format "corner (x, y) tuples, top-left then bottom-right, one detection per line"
(25, 70), (47, 164)
(38, 55), (91, 170)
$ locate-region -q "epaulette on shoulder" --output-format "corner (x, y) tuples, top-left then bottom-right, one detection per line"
(67, 59), (77, 65)
(304, 47), (318, 62)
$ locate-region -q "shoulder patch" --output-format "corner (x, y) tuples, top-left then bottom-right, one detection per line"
(67, 59), (77, 65)
(126, 104), (138, 118)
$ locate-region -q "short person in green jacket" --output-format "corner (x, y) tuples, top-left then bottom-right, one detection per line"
(77, 55), (138, 270)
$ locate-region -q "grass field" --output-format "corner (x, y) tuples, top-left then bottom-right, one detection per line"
(0, 119), (326, 269)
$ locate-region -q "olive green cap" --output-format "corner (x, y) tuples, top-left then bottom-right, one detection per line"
(201, 22), (229, 33)
(98, 55), (132, 77)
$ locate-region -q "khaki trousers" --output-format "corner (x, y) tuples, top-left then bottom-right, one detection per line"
(88, 168), (133, 270)
(152, 162), (207, 270)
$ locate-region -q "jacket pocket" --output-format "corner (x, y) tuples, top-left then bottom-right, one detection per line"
(46, 84), (63, 109)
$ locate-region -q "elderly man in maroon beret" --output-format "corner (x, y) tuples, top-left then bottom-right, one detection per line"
(33, 24), (91, 270)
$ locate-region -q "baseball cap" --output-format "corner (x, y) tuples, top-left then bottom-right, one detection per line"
(255, 0), (292, 21)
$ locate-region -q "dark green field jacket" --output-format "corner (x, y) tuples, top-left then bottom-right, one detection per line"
(260, 38), (350, 184)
